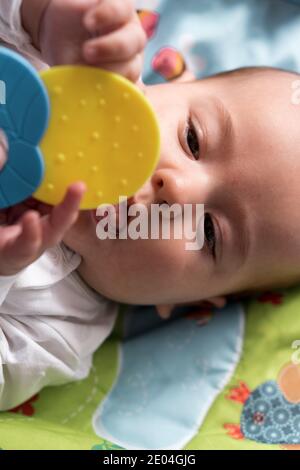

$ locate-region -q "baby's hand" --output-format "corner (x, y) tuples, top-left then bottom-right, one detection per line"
(0, 130), (7, 171)
(38, 0), (146, 82)
(0, 183), (85, 277)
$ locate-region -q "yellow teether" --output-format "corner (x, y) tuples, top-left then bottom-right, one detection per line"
(34, 66), (160, 209)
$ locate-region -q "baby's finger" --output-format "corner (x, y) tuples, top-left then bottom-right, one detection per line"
(6, 198), (52, 223)
(1, 198), (41, 226)
(8, 211), (42, 259)
(83, 53), (144, 83)
(0, 130), (8, 170)
(0, 224), (22, 249)
(41, 182), (86, 247)
(83, 20), (146, 64)
(84, 0), (134, 35)
(0, 211), (42, 274)
(6, 203), (34, 225)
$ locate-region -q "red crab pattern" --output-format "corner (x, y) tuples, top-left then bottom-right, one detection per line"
(9, 394), (39, 417)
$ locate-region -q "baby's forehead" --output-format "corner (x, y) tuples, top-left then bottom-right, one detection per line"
(204, 66), (299, 85)
(194, 68), (300, 109)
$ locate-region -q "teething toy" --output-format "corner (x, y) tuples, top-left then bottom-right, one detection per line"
(0, 47), (160, 210)
(0, 48), (48, 208)
(36, 66), (160, 209)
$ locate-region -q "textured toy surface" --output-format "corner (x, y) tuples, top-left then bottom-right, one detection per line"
(0, 48), (160, 210)
(35, 66), (160, 209)
(0, 47), (48, 209)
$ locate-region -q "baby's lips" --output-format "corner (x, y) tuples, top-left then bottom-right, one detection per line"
(137, 10), (160, 39)
(152, 47), (186, 81)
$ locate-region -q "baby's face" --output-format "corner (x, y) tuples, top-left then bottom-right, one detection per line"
(64, 69), (300, 305)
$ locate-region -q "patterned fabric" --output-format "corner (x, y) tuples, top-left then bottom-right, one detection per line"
(136, 0), (300, 84)
(241, 381), (300, 444)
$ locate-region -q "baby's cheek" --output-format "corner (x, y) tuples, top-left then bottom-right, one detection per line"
(136, 237), (192, 276)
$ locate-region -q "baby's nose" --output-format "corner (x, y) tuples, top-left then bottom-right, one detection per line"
(151, 168), (193, 206)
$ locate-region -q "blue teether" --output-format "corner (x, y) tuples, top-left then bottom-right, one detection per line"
(0, 47), (49, 209)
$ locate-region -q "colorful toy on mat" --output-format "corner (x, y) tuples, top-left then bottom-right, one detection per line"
(0, 47), (161, 210)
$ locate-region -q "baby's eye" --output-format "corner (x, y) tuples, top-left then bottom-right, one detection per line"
(204, 214), (216, 258)
(186, 121), (200, 160)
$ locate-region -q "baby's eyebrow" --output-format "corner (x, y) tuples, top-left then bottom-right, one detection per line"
(226, 200), (251, 271)
(197, 95), (234, 161)
(194, 92), (249, 267)
(213, 102), (251, 267)
(214, 187), (251, 270)
(234, 212), (251, 270)
(213, 97), (234, 144)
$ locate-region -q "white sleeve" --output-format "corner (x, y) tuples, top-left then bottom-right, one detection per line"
(0, 273), (19, 306)
(0, 315), (94, 410)
(0, 257), (117, 410)
(0, 0), (43, 63)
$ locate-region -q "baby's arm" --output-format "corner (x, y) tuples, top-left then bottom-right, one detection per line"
(0, 272), (24, 409)
(0, 0), (46, 65)
(0, 271), (101, 410)
(0, 269), (28, 410)
(21, 0), (50, 50)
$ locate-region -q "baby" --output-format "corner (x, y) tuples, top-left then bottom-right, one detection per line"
(0, 0), (300, 410)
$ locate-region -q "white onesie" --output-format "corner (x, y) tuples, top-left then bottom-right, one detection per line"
(0, 244), (118, 411)
(0, 1), (118, 410)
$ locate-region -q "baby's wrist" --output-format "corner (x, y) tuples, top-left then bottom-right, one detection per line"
(21, 0), (51, 50)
